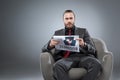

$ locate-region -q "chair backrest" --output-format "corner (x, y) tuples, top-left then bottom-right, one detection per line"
(92, 38), (108, 62)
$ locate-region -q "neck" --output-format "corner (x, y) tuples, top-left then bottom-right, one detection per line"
(65, 25), (75, 29)
(65, 25), (75, 30)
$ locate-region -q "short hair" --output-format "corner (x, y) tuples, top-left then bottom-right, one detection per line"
(63, 10), (75, 17)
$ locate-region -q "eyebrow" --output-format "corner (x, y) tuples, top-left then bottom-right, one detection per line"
(65, 17), (73, 19)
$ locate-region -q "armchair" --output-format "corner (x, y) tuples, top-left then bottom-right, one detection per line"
(40, 38), (113, 80)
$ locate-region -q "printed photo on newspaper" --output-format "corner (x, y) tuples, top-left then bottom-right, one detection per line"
(53, 35), (80, 52)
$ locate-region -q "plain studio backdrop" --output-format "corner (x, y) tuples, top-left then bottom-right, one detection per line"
(0, 0), (120, 80)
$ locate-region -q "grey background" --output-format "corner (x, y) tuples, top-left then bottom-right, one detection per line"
(0, 0), (120, 80)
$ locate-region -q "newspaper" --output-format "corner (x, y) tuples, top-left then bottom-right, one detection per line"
(53, 35), (80, 52)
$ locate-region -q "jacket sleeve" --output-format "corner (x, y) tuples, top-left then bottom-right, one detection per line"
(42, 31), (63, 61)
(42, 29), (63, 52)
(42, 36), (55, 53)
(42, 41), (51, 52)
(81, 29), (97, 58)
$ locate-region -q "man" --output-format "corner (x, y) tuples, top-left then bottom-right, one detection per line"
(42, 10), (102, 80)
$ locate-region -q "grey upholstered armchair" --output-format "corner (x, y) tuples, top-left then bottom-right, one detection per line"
(40, 38), (113, 80)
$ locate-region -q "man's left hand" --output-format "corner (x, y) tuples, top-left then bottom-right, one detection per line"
(76, 38), (85, 47)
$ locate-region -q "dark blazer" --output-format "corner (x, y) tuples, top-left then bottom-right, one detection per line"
(42, 27), (97, 61)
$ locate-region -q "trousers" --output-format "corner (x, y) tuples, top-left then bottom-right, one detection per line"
(53, 56), (102, 80)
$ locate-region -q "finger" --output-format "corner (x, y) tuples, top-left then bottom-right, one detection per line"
(54, 41), (59, 44)
(53, 40), (60, 45)
(76, 38), (83, 41)
(51, 39), (59, 43)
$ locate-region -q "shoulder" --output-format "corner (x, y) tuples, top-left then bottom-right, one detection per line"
(54, 28), (64, 35)
(76, 27), (88, 33)
(55, 28), (64, 32)
(76, 27), (87, 31)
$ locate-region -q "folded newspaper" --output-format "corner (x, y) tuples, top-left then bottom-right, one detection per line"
(53, 35), (80, 52)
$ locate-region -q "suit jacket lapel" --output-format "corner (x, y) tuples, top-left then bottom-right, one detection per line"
(75, 27), (78, 35)
(60, 29), (65, 35)
(75, 27), (84, 38)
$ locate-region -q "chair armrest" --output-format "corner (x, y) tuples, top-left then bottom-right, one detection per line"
(40, 52), (55, 80)
(101, 52), (113, 80)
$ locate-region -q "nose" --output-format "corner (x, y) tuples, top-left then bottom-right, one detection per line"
(67, 19), (72, 22)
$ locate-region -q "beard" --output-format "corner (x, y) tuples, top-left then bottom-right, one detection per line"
(65, 22), (74, 28)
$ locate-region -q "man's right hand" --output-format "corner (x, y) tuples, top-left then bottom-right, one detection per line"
(49, 39), (60, 48)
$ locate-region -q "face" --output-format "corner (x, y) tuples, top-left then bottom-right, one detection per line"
(63, 12), (75, 28)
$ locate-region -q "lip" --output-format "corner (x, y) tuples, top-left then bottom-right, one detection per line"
(67, 23), (72, 25)
(68, 22), (71, 24)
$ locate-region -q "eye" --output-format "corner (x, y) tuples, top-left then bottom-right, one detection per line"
(70, 17), (73, 20)
(65, 18), (68, 20)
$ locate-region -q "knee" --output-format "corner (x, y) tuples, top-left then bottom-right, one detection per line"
(82, 57), (102, 71)
(53, 61), (61, 69)
(95, 61), (102, 70)
(53, 60), (65, 70)
(91, 59), (102, 72)
(53, 59), (72, 71)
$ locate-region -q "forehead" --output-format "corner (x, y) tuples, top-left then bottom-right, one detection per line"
(64, 12), (74, 18)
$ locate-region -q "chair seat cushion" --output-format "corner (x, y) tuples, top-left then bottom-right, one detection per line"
(69, 68), (87, 79)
